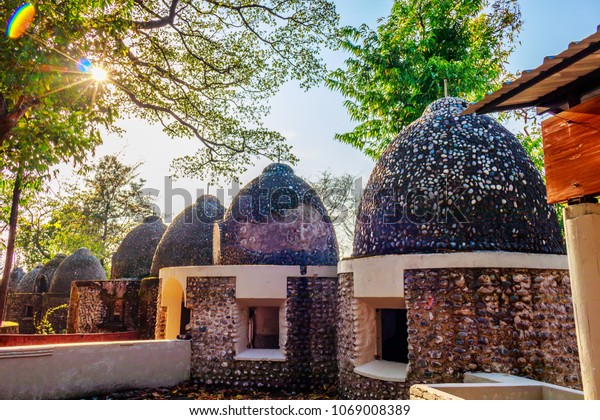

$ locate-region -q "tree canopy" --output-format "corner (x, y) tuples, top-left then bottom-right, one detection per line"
(1, 0), (339, 179)
(327, 0), (522, 159)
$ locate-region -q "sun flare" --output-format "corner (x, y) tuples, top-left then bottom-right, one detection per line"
(91, 67), (108, 82)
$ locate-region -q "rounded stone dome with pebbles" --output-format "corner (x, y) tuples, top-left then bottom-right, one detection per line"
(219, 163), (339, 265)
(150, 195), (225, 276)
(49, 248), (106, 294)
(112, 216), (167, 279)
(353, 97), (564, 257)
(15, 265), (43, 293)
(34, 253), (68, 292)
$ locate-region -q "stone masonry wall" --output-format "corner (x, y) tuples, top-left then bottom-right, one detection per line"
(337, 268), (580, 400)
(67, 281), (140, 334)
(187, 276), (338, 391)
(6, 293), (43, 334)
(154, 278), (167, 339)
(405, 268), (580, 389)
(138, 278), (159, 339)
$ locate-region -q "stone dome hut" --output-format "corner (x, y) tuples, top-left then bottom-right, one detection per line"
(7, 253), (68, 334)
(150, 195), (224, 277)
(111, 216), (167, 279)
(156, 164), (339, 391)
(218, 163), (339, 265)
(15, 265), (43, 293)
(337, 98), (579, 399)
(49, 248), (106, 294)
(354, 97), (564, 257)
(8, 267), (24, 293)
(34, 253), (67, 293)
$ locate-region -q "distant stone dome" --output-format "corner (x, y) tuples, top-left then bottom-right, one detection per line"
(353, 97), (564, 257)
(111, 216), (167, 279)
(219, 163), (339, 265)
(33, 253), (68, 293)
(150, 195), (225, 276)
(8, 267), (24, 293)
(15, 265), (43, 293)
(49, 248), (106, 294)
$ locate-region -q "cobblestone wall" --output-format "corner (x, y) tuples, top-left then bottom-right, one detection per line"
(67, 281), (140, 333)
(187, 275), (338, 391)
(154, 278), (167, 340)
(337, 268), (581, 400)
(138, 278), (159, 339)
(6, 293), (43, 334)
(405, 268), (580, 388)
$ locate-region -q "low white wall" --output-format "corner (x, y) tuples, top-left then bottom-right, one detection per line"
(0, 340), (191, 399)
(339, 252), (568, 299)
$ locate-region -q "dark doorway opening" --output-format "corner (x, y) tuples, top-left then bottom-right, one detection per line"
(180, 301), (191, 335)
(378, 308), (409, 364)
(249, 306), (280, 349)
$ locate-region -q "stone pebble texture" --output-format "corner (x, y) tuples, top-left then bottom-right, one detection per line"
(404, 268), (579, 388)
(49, 248), (106, 294)
(34, 254), (67, 292)
(353, 97), (564, 257)
(111, 216), (167, 279)
(150, 195), (225, 277)
(14, 265), (43, 293)
(67, 278), (158, 339)
(186, 276), (338, 391)
(336, 269), (580, 399)
(219, 163), (339, 266)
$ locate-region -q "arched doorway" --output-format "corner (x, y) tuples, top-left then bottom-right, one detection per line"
(162, 277), (185, 339)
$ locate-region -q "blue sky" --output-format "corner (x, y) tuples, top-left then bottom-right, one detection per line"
(86, 0), (600, 218)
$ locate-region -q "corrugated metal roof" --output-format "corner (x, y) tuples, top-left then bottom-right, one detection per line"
(463, 25), (600, 115)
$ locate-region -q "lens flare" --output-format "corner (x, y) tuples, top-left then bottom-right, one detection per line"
(6, 3), (36, 39)
(77, 58), (93, 73)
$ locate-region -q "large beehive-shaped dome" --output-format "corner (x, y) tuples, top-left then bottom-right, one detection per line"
(150, 195), (225, 276)
(15, 265), (43, 293)
(219, 163), (339, 265)
(34, 253), (68, 293)
(49, 248), (106, 294)
(353, 97), (564, 257)
(111, 216), (167, 279)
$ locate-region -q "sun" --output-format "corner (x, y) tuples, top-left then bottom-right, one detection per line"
(91, 67), (108, 82)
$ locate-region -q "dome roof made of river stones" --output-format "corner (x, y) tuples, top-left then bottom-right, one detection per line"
(150, 195), (225, 276)
(49, 248), (106, 294)
(353, 97), (564, 257)
(111, 216), (167, 279)
(219, 163), (339, 266)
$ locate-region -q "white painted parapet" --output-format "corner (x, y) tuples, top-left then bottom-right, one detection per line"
(0, 340), (190, 399)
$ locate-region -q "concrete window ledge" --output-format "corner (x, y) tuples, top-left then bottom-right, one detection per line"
(353, 360), (407, 382)
(235, 349), (286, 362)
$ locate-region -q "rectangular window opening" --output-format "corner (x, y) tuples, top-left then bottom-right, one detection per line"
(249, 306), (280, 350)
(377, 308), (409, 364)
(24, 305), (34, 318)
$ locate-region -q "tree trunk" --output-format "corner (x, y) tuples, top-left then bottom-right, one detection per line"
(0, 170), (23, 324)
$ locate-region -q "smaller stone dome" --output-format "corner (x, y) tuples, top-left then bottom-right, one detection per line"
(219, 163), (339, 266)
(111, 216), (167, 279)
(150, 195), (225, 276)
(15, 265), (43, 293)
(34, 253), (67, 293)
(8, 267), (25, 293)
(49, 248), (106, 294)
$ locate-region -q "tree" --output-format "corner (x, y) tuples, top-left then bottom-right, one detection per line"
(1, 0), (338, 321)
(16, 155), (154, 269)
(327, 0), (522, 158)
(308, 170), (359, 258)
(1, 0), (339, 178)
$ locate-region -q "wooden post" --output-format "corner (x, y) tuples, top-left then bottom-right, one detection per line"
(564, 203), (600, 399)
